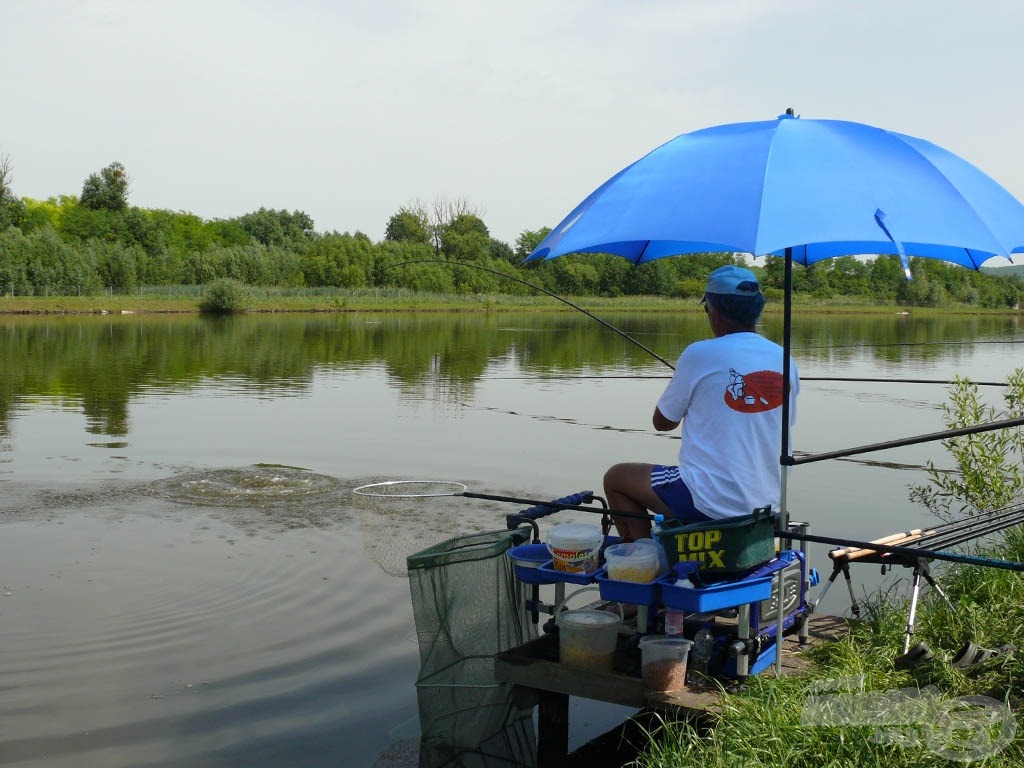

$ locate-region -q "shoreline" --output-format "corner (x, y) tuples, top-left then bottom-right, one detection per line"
(1, 293), (1020, 317)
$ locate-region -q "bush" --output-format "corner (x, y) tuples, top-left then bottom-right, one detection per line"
(198, 278), (251, 314)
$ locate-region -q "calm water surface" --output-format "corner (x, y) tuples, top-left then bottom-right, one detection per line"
(0, 311), (1021, 767)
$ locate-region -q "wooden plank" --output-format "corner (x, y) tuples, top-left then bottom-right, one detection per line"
(497, 613), (850, 766)
(495, 634), (647, 707)
(494, 613), (849, 710)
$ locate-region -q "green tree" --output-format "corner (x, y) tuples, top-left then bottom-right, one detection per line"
(440, 213), (490, 261)
(235, 208), (315, 249)
(0, 154), (26, 231)
(897, 259), (947, 307)
(19, 225), (95, 295)
(384, 204), (432, 246)
(827, 256), (870, 296)
(791, 262), (831, 297)
(620, 259), (675, 295)
(514, 227), (551, 262)
(488, 238), (514, 264)
(80, 162), (129, 212)
(0, 226), (31, 294)
(869, 255), (904, 301)
(301, 232), (376, 287)
(20, 196), (72, 233)
(92, 240), (140, 291)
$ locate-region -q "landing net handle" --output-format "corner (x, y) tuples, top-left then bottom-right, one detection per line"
(503, 491), (611, 543)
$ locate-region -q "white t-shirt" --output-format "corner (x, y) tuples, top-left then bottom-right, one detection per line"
(656, 332), (799, 519)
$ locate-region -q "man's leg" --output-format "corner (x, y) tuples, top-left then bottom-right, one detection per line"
(603, 462), (672, 541)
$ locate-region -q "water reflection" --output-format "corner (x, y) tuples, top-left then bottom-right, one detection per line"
(1, 312), (1020, 440)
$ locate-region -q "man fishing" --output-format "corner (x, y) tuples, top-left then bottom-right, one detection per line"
(604, 265), (799, 541)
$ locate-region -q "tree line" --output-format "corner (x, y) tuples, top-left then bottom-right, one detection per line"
(0, 159), (1020, 308)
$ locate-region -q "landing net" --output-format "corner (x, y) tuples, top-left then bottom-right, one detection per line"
(352, 481), (464, 577)
(407, 527), (537, 767)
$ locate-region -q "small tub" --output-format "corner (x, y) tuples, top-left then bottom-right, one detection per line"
(547, 523), (603, 574)
(604, 541), (660, 583)
(556, 587), (622, 671)
(640, 635), (692, 691)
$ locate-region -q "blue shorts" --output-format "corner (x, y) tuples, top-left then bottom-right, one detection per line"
(651, 466), (714, 523)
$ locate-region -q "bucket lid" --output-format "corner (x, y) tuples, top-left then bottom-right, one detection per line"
(639, 635), (693, 649)
(548, 523), (603, 548)
(558, 608), (620, 629)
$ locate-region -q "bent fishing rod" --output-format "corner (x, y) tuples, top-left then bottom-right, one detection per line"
(382, 259), (1016, 388)
(383, 259), (675, 368)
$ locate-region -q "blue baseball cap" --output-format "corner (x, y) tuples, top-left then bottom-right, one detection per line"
(704, 265), (761, 297)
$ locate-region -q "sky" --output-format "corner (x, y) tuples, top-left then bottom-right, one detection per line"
(5, 0), (1024, 262)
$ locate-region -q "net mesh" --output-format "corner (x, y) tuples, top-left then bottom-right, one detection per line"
(353, 482), (464, 577)
(408, 527), (537, 767)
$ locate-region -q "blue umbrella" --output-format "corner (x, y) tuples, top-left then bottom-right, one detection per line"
(528, 110), (1024, 270)
(525, 111), (1024, 670)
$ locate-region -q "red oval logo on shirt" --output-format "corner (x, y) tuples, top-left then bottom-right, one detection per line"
(722, 369), (784, 413)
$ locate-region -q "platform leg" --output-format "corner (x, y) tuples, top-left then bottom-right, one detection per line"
(903, 566), (924, 654)
(736, 603), (751, 678)
(921, 562), (956, 612)
(811, 565), (841, 609)
(797, 610), (809, 647)
(842, 562), (862, 618)
(537, 691), (569, 768)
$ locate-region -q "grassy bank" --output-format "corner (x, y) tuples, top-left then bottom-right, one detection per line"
(635, 530), (1024, 767)
(1, 287), (1020, 316)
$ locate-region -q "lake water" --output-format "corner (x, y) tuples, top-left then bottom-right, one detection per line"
(0, 311), (1021, 767)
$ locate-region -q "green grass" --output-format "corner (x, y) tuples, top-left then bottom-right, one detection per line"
(0, 286), (1020, 316)
(633, 533), (1024, 767)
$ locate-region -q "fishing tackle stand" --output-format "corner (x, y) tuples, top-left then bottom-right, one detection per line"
(506, 494), (819, 681)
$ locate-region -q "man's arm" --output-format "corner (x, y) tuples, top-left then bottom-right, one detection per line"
(652, 407), (680, 432)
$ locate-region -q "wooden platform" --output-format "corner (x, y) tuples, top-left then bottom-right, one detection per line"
(494, 612), (849, 767)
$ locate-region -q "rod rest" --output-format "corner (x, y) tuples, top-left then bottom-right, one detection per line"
(505, 490), (595, 531)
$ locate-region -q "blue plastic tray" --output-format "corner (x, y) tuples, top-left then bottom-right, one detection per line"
(536, 559), (599, 585)
(508, 543), (558, 585)
(594, 567), (661, 605)
(660, 563), (773, 612)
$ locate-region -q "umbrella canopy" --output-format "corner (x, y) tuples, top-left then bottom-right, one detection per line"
(527, 112), (1024, 269)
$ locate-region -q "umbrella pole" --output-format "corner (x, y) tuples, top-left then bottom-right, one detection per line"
(775, 247), (795, 674)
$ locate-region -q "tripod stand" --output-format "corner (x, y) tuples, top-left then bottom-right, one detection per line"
(885, 556), (956, 654)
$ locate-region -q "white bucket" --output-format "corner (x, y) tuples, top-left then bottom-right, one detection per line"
(547, 523), (603, 573)
(556, 587), (622, 671)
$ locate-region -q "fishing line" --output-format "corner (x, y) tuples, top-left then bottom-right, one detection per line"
(797, 338), (1024, 351)
(477, 374), (1011, 386)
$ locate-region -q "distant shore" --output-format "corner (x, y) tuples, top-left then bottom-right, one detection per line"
(0, 290), (1019, 316)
